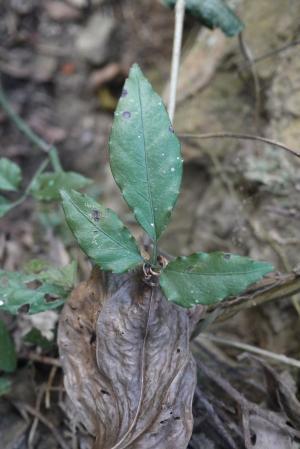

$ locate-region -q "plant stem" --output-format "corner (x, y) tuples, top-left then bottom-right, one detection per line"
(168, 0), (185, 123)
(238, 32), (261, 131)
(198, 333), (300, 369)
(151, 242), (158, 266)
(0, 81), (62, 172)
(179, 132), (300, 158)
(49, 147), (63, 172)
(10, 158), (49, 209)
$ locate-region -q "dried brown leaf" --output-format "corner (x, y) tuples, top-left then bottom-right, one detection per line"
(58, 268), (201, 449)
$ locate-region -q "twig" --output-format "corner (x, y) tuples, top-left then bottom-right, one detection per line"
(8, 158), (49, 210)
(215, 272), (300, 319)
(241, 408), (252, 449)
(194, 387), (238, 449)
(198, 333), (300, 369)
(196, 358), (300, 440)
(168, 0), (185, 123)
(1, 157), (49, 217)
(45, 366), (58, 409)
(0, 80), (62, 171)
(238, 32), (261, 130)
(28, 385), (46, 449)
(241, 39), (300, 68)
(21, 351), (62, 367)
(191, 272), (300, 338)
(20, 403), (70, 449)
(178, 132), (300, 159)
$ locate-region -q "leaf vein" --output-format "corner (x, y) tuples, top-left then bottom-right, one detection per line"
(67, 195), (137, 255)
(137, 80), (156, 240)
(166, 268), (269, 276)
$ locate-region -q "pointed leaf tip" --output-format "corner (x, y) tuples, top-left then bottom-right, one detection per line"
(160, 252), (274, 308)
(61, 190), (143, 273)
(109, 64), (182, 241)
(130, 63), (142, 76)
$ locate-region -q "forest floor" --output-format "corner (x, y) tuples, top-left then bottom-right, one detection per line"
(1, 1), (300, 448)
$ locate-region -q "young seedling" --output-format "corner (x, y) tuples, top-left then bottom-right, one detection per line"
(61, 64), (273, 309)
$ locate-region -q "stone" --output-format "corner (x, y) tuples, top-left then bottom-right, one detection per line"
(76, 13), (116, 65)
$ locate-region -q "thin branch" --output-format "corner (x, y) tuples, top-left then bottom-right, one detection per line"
(20, 403), (70, 449)
(196, 358), (300, 440)
(191, 272), (300, 339)
(28, 385), (46, 449)
(168, 0), (185, 123)
(0, 80), (62, 171)
(216, 272), (300, 318)
(238, 32), (261, 130)
(6, 158), (50, 213)
(45, 366), (58, 409)
(21, 351), (62, 367)
(198, 333), (300, 369)
(178, 132), (300, 158)
(241, 39), (300, 68)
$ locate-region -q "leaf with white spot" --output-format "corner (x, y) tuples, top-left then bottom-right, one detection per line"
(109, 64), (182, 242)
(0, 270), (66, 315)
(160, 252), (273, 308)
(61, 190), (143, 273)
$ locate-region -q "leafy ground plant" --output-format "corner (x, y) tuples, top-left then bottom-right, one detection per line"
(61, 64), (273, 309)
(57, 65), (273, 449)
(0, 62), (274, 449)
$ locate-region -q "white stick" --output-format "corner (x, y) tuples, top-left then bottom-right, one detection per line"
(198, 333), (300, 369)
(168, 0), (185, 123)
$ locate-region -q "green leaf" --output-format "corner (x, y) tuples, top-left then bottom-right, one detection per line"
(30, 171), (92, 202)
(109, 64), (182, 242)
(160, 252), (273, 308)
(0, 377), (12, 396)
(24, 328), (53, 350)
(0, 270), (65, 315)
(24, 260), (77, 290)
(0, 320), (17, 373)
(0, 158), (22, 191)
(163, 0), (244, 37)
(23, 259), (51, 274)
(0, 196), (13, 217)
(61, 189), (143, 273)
(36, 261), (77, 290)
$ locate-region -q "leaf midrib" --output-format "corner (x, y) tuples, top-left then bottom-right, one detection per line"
(137, 80), (156, 241)
(165, 267), (269, 276)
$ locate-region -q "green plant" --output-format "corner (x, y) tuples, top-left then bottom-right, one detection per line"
(61, 64), (273, 309)
(0, 319), (16, 396)
(163, 0), (244, 37)
(0, 82), (92, 218)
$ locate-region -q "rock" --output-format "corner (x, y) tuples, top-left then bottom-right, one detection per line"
(44, 1), (81, 21)
(76, 13), (117, 65)
(67, 0), (104, 7)
(11, 0), (35, 14)
(32, 55), (57, 82)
